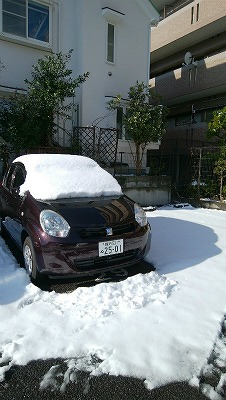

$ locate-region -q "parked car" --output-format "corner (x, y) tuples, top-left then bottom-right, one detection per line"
(0, 154), (151, 282)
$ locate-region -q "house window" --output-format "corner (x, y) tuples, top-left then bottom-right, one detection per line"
(194, 66), (198, 82)
(191, 3), (199, 24)
(191, 6), (194, 24)
(175, 114), (191, 126)
(202, 109), (214, 123)
(107, 23), (115, 63)
(2, 0), (49, 43)
(189, 68), (192, 84)
(196, 3), (199, 21)
(116, 106), (133, 140)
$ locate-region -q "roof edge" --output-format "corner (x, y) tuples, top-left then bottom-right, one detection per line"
(135, 0), (160, 24)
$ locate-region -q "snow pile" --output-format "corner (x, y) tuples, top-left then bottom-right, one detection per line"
(14, 154), (122, 200)
(1, 205), (226, 398)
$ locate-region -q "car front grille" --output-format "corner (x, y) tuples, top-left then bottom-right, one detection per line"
(77, 222), (136, 239)
(74, 249), (140, 271)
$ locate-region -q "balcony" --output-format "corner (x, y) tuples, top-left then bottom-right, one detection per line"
(151, 0), (226, 63)
(150, 51), (226, 104)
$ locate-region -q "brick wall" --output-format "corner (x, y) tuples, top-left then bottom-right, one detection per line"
(150, 51), (226, 102)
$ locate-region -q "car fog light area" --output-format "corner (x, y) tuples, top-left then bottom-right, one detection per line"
(134, 203), (147, 227)
(40, 210), (70, 237)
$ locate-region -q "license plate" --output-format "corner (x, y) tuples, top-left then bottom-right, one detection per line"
(99, 239), (123, 257)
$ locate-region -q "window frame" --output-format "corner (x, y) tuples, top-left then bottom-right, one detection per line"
(12, 164), (26, 190)
(191, 3), (200, 24)
(116, 105), (133, 141)
(1, 0), (52, 48)
(3, 165), (15, 191)
(191, 6), (194, 24)
(106, 22), (115, 64)
(196, 3), (199, 22)
(175, 113), (192, 126)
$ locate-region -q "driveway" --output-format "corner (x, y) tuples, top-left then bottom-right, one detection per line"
(1, 359), (208, 400)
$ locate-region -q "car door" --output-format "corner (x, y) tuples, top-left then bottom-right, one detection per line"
(1, 163), (26, 245)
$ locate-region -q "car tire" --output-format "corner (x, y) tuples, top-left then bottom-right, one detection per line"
(23, 237), (43, 283)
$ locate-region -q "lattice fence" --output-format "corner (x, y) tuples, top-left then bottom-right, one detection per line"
(190, 147), (220, 182)
(190, 146), (221, 198)
(72, 127), (119, 167)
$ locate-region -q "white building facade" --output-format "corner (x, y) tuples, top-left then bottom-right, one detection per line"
(0, 0), (160, 169)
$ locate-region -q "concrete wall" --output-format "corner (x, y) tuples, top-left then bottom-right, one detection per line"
(116, 175), (171, 206)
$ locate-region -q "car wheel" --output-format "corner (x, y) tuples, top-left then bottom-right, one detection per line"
(23, 237), (42, 282)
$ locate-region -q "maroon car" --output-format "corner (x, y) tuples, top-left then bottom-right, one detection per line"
(0, 154), (150, 282)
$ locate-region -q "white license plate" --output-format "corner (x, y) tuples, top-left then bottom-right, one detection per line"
(99, 239), (123, 257)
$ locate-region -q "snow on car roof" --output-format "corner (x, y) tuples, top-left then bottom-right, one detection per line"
(14, 154), (122, 200)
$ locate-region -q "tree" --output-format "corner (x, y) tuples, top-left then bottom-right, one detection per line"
(213, 146), (226, 201)
(0, 140), (10, 176)
(207, 106), (226, 144)
(0, 51), (89, 151)
(207, 108), (226, 200)
(108, 81), (168, 174)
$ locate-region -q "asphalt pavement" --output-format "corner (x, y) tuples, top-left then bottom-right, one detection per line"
(0, 358), (209, 400)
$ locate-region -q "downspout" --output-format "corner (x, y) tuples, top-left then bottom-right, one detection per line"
(147, 23), (151, 85)
(52, 0), (61, 53)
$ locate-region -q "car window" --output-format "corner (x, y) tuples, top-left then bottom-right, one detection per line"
(3, 165), (16, 190)
(3, 164), (25, 192)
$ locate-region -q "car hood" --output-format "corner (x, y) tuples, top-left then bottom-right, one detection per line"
(45, 195), (135, 227)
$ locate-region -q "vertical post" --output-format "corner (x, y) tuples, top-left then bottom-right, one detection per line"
(197, 148), (202, 199)
(174, 139), (179, 186)
(93, 126), (97, 161)
(119, 152), (125, 174)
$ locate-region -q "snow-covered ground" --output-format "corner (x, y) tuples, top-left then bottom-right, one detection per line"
(1, 204), (226, 399)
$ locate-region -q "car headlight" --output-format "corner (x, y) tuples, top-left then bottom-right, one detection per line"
(134, 203), (147, 227)
(40, 210), (70, 238)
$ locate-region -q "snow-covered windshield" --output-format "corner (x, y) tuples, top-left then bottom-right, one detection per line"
(14, 154), (122, 200)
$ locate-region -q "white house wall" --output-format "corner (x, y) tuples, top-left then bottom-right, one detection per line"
(0, 0), (160, 168)
(0, 1), (60, 95)
(0, 38), (49, 94)
(60, 0), (160, 167)
(57, 0), (153, 127)
(79, 0), (154, 127)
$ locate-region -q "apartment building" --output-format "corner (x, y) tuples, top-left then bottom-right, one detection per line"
(149, 0), (226, 189)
